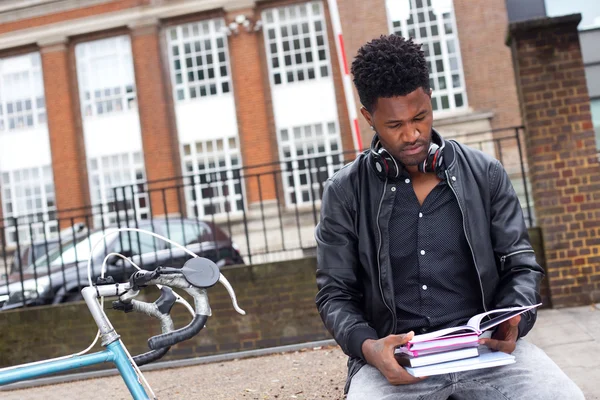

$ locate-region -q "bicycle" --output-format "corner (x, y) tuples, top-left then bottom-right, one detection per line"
(0, 228), (246, 399)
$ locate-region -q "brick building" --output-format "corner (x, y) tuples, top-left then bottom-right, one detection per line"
(506, 0), (600, 146)
(0, 0), (524, 247)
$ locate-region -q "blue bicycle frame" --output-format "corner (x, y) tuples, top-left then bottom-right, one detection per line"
(0, 285), (150, 399)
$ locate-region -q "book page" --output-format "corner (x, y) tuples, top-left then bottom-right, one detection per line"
(409, 303), (541, 343)
(465, 304), (541, 332)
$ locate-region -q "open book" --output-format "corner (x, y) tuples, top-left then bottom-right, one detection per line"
(409, 304), (541, 344)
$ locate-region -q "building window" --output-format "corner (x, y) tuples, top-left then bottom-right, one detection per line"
(262, 1), (331, 86)
(0, 53), (46, 132)
(88, 152), (148, 227)
(279, 121), (344, 205)
(1, 166), (57, 244)
(75, 36), (137, 118)
(166, 19), (232, 102)
(387, 0), (467, 112)
(182, 137), (244, 217)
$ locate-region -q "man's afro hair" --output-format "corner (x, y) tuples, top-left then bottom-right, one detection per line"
(351, 35), (429, 112)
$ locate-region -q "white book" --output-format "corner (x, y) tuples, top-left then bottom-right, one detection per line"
(396, 347), (479, 367)
(405, 347), (516, 377)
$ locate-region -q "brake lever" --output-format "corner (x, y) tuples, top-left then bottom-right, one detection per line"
(218, 273), (245, 315)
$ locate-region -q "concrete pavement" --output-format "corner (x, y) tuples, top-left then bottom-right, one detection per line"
(526, 304), (600, 399)
(1, 304), (599, 399)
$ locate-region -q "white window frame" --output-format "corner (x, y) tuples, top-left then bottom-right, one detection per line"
(75, 35), (137, 118)
(0, 52), (46, 132)
(1, 166), (57, 245)
(262, 1), (332, 87)
(591, 97), (600, 150)
(279, 121), (344, 206)
(387, 0), (468, 113)
(166, 18), (232, 102)
(181, 136), (244, 218)
(87, 151), (149, 228)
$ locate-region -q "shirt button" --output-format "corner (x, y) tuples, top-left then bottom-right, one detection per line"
(421, 327), (428, 333)
(419, 212), (423, 218)
(451, 176), (457, 182)
(422, 285), (428, 290)
(420, 250), (425, 255)
(405, 178), (410, 184)
(391, 186), (396, 192)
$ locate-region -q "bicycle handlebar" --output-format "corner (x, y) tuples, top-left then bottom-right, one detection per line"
(127, 286), (176, 366)
(109, 257), (245, 365)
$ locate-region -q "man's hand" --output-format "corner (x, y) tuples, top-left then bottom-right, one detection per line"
(362, 332), (427, 385)
(479, 315), (520, 354)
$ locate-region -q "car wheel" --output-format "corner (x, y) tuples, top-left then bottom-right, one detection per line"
(64, 291), (84, 303)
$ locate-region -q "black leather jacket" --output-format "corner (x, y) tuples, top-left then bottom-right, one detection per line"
(315, 138), (544, 391)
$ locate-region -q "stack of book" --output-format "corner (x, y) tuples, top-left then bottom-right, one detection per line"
(395, 332), (480, 367)
(395, 304), (541, 377)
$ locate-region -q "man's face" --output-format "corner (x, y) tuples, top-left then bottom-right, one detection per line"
(361, 88), (433, 167)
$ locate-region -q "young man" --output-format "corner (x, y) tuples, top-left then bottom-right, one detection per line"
(315, 35), (584, 399)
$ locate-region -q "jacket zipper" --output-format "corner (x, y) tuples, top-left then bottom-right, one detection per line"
(500, 249), (535, 269)
(376, 178), (396, 335)
(445, 170), (488, 313)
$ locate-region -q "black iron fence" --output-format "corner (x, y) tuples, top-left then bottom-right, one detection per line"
(0, 126), (532, 310)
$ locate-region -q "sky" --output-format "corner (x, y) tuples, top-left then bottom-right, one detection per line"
(544, 0), (600, 30)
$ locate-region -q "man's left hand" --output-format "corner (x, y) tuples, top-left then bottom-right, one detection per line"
(478, 315), (520, 354)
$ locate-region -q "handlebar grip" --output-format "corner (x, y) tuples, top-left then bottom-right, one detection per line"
(132, 345), (170, 366)
(148, 314), (208, 350)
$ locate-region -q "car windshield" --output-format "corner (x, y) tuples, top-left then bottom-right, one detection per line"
(30, 230), (116, 269)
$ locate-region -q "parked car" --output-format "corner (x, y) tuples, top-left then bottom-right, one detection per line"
(1, 218), (243, 310)
(0, 223), (88, 308)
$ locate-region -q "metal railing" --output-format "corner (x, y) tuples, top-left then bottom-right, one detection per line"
(449, 126), (534, 227)
(0, 126), (533, 310)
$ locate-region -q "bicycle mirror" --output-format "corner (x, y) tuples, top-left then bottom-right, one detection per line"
(181, 257), (220, 288)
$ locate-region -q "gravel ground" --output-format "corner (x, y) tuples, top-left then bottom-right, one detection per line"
(1, 346), (348, 400)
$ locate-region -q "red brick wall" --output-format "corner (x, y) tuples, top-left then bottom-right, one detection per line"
(336, 0), (388, 149)
(130, 24), (181, 216)
(0, 0), (145, 35)
(321, 0), (354, 154)
(41, 42), (90, 222)
(227, 9), (277, 204)
(509, 14), (600, 307)
(454, 0), (522, 130)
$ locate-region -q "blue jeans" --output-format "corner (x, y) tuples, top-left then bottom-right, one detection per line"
(347, 340), (584, 400)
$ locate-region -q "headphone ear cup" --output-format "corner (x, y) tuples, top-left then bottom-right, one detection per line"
(371, 151), (388, 179)
(382, 151), (398, 178)
(419, 143), (440, 173)
(370, 135), (404, 179)
(379, 148), (403, 179)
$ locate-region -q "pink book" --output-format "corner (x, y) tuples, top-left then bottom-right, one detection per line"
(397, 333), (479, 356)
